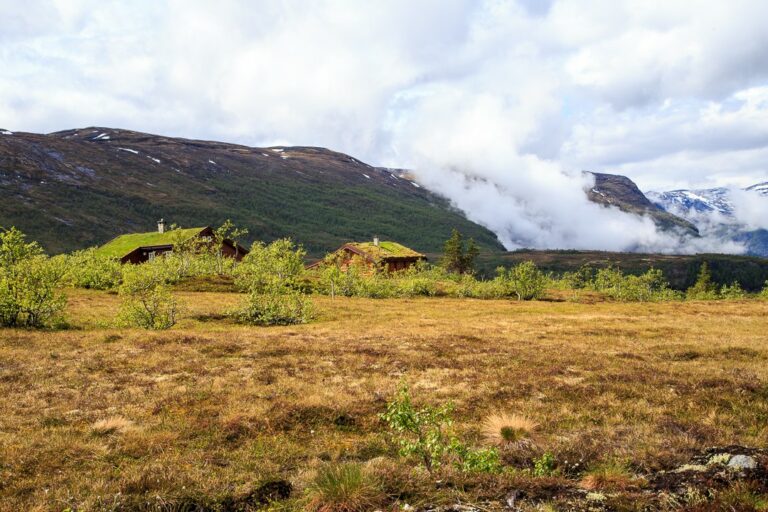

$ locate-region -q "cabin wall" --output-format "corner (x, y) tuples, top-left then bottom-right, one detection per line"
(120, 235), (246, 264)
(121, 247), (173, 264)
(220, 241), (246, 262)
(336, 249), (422, 273)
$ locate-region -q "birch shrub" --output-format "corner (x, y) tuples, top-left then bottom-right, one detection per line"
(64, 248), (122, 290)
(0, 227), (67, 328)
(117, 262), (180, 329)
(232, 239), (314, 326)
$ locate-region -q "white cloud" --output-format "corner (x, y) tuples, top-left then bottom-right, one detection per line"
(1, 0), (767, 252)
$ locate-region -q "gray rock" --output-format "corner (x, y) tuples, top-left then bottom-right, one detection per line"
(728, 454), (757, 470)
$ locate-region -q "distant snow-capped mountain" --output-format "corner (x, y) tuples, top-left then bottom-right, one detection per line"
(646, 182), (768, 257)
(646, 182), (767, 219)
(645, 188), (734, 216)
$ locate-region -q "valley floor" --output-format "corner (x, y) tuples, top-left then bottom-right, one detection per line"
(1, 291), (767, 510)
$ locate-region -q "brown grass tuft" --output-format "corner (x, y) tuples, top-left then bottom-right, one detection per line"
(580, 461), (637, 492)
(91, 416), (135, 436)
(481, 413), (538, 445)
(303, 462), (384, 512)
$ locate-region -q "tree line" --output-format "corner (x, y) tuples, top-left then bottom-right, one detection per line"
(1, 225), (767, 330)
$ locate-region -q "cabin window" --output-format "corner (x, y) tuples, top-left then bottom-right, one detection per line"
(148, 251), (156, 261)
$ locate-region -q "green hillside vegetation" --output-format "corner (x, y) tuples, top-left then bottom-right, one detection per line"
(0, 128), (503, 257)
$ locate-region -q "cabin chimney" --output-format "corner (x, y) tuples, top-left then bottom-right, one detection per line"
(373, 236), (380, 247)
(157, 218), (166, 234)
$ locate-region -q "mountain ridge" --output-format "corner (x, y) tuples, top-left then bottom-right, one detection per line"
(0, 127), (504, 256)
(646, 182), (768, 256)
(585, 171), (700, 236)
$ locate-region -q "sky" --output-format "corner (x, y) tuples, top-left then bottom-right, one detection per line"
(2, 0), (767, 251)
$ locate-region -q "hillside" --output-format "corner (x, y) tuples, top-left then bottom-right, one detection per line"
(0, 128), (504, 256)
(585, 172), (699, 235)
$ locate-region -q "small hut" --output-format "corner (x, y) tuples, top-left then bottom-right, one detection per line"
(96, 220), (248, 263)
(310, 237), (426, 272)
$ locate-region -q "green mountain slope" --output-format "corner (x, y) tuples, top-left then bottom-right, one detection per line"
(0, 127), (504, 256)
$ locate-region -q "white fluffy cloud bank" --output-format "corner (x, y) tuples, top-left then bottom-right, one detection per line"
(1, 0), (767, 252)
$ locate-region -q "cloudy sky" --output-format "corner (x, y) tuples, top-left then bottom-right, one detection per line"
(2, 0), (767, 250)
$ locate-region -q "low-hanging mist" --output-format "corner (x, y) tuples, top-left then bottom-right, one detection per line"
(4, 1), (768, 254)
(385, 80), (746, 254)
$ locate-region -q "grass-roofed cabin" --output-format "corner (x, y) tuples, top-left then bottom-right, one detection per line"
(97, 220), (248, 264)
(311, 237), (426, 273)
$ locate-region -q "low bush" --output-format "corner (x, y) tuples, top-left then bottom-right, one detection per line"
(533, 452), (557, 477)
(761, 281), (768, 299)
(0, 227), (67, 328)
(63, 248), (122, 290)
(234, 238), (306, 293)
(593, 267), (679, 302)
(117, 262), (180, 329)
(233, 287), (314, 326)
(381, 383), (501, 474)
(495, 261), (547, 300)
(720, 281), (747, 300)
(232, 239), (314, 325)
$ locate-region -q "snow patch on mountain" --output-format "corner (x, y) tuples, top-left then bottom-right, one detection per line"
(646, 188), (734, 217)
(746, 182), (768, 196)
(647, 182), (768, 256)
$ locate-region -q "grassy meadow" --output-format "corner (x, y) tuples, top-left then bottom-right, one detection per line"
(1, 290), (767, 510)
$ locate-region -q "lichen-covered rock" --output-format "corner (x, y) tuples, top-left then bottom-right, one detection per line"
(728, 454), (757, 470)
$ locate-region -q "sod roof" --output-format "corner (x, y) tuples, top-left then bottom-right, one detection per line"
(345, 241), (425, 261)
(96, 227), (207, 258)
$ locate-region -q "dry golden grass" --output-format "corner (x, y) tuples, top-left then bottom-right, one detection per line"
(481, 413), (539, 445)
(90, 415), (135, 436)
(0, 289), (767, 510)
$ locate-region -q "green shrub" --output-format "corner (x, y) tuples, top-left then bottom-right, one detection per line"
(234, 287), (313, 326)
(720, 281), (746, 300)
(381, 383), (500, 474)
(0, 227), (67, 328)
(686, 262), (719, 300)
(212, 219), (248, 275)
(593, 267), (679, 302)
(761, 281), (768, 299)
(304, 463), (383, 512)
(554, 265), (594, 301)
(64, 248), (122, 290)
(232, 239), (314, 325)
(495, 261), (547, 300)
(380, 383), (455, 472)
(234, 238), (306, 292)
(352, 273), (397, 298)
(117, 262), (179, 329)
(533, 452), (557, 477)
(449, 440), (502, 473)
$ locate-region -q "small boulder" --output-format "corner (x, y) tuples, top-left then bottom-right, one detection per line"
(728, 454), (757, 470)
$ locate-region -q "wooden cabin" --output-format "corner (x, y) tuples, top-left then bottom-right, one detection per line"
(97, 220), (248, 264)
(309, 237), (426, 273)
